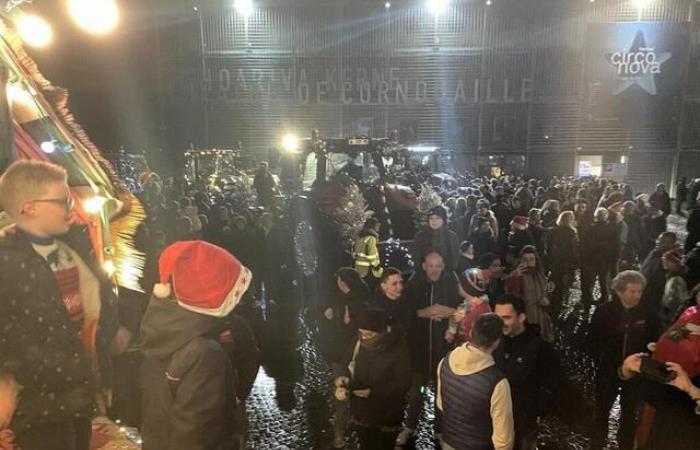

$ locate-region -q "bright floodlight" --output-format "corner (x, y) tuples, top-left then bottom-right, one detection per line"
(16, 15), (53, 48)
(427, 0), (450, 15)
(281, 134), (300, 153)
(68, 0), (119, 35)
(632, 0), (652, 8)
(234, 0), (254, 17)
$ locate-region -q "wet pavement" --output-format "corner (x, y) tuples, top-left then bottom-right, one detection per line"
(108, 214), (688, 449)
(242, 214), (689, 450)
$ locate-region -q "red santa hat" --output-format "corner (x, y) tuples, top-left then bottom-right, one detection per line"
(153, 240), (252, 318)
(511, 216), (528, 230)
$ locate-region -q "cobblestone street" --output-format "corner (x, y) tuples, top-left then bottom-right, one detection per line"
(241, 215), (689, 450)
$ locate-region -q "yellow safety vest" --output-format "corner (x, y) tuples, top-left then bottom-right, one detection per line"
(353, 235), (383, 278)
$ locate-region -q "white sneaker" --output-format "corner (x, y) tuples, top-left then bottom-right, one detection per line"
(395, 427), (416, 447)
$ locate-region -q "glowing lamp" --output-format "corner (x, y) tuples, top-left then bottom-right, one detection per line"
(16, 15), (53, 48)
(281, 134), (300, 153)
(68, 0), (119, 35)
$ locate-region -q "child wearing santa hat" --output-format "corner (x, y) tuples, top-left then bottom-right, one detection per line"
(140, 240), (252, 450)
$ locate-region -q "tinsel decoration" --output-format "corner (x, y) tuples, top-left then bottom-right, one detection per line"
(324, 182), (371, 249)
(414, 183), (443, 229)
(380, 239), (414, 273)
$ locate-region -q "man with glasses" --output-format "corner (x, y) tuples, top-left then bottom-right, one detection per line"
(0, 160), (126, 450)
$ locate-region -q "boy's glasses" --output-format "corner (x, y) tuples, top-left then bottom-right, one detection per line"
(31, 197), (75, 210)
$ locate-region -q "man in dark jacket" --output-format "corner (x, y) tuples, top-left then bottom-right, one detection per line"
(412, 206), (460, 273)
(396, 252), (461, 446)
(0, 161), (126, 450)
(580, 207), (618, 307)
(588, 270), (661, 450)
(140, 241), (253, 450)
(335, 308), (411, 450)
(640, 231), (678, 312)
(649, 183), (672, 219)
(253, 162), (276, 208)
(686, 193), (700, 253)
(493, 295), (561, 450)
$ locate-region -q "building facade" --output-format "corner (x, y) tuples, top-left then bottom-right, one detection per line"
(157, 0), (700, 192)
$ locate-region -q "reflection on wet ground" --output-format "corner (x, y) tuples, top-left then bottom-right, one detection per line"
(245, 215), (689, 449)
(245, 277), (604, 450)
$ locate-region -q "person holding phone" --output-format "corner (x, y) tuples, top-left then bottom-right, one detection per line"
(619, 354), (700, 449)
(505, 246), (552, 342)
(588, 270), (661, 450)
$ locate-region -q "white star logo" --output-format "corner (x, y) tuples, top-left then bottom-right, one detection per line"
(605, 30), (671, 96)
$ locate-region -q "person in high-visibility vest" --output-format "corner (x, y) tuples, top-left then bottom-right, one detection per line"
(354, 218), (383, 287)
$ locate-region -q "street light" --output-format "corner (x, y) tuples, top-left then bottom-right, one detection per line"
(68, 0), (119, 35)
(632, 0), (652, 21)
(427, 0), (450, 15)
(632, 0), (652, 8)
(15, 14), (53, 48)
(234, 0), (254, 17)
(281, 134), (300, 153)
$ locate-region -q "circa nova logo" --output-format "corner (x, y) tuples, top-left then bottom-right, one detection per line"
(605, 30), (670, 96)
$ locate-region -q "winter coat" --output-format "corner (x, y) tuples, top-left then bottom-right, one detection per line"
(640, 249), (667, 311)
(649, 191), (671, 217)
(623, 212), (645, 260)
(412, 225), (461, 272)
(472, 230), (498, 259)
(546, 226), (579, 271)
(493, 324), (561, 436)
(505, 230), (534, 266)
(686, 206), (700, 253)
(320, 290), (369, 365)
(0, 227), (119, 433)
(661, 274), (688, 330)
(505, 272), (553, 343)
(580, 222), (618, 267)
(588, 299), (661, 380)
(404, 270), (461, 378)
(372, 290), (414, 341)
(339, 332), (412, 427)
(140, 297), (246, 450)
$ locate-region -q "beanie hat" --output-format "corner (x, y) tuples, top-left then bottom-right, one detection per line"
(428, 206), (447, 223)
(153, 240), (252, 318)
(461, 268), (487, 297)
(356, 308), (387, 333)
(511, 216), (528, 230)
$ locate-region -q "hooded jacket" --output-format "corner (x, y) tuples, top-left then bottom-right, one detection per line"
(339, 331), (412, 427)
(437, 344), (514, 450)
(140, 297), (245, 450)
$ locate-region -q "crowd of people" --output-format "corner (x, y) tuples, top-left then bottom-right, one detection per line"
(1, 157), (700, 450)
(324, 175), (700, 449)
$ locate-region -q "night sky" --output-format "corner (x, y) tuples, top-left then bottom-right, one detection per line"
(22, 0), (162, 153)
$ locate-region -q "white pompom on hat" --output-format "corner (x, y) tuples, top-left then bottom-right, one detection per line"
(153, 240), (252, 318)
